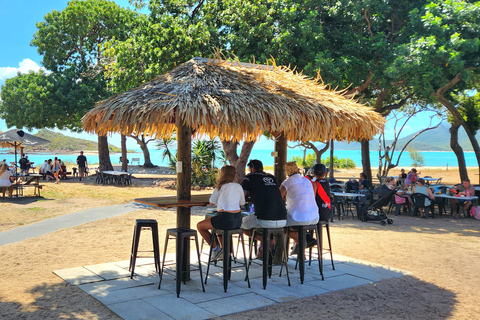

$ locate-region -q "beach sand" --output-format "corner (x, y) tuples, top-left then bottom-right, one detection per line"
(0, 166), (479, 319)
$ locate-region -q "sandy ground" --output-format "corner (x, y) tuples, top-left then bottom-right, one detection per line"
(0, 166), (479, 319)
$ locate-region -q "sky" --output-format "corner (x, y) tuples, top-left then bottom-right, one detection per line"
(0, 0), (444, 151)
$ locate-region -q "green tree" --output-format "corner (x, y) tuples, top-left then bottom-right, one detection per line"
(1, 0), (138, 171)
(103, 0), (223, 92)
(222, 0), (430, 183)
(289, 153), (316, 168)
(325, 156), (356, 169)
(408, 147), (425, 167)
(389, 0), (480, 181)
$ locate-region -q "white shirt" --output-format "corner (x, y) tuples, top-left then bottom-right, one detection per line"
(0, 170), (13, 187)
(281, 174), (318, 222)
(209, 182), (245, 212)
(41, 161), (49, 173)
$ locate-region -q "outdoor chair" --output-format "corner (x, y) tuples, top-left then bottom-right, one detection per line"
(330, 187), (345, 221)
(411, 193), (434, 219)
(204, 228), (250, 292)
(245, 227), (291, 290)
(129, 219), (160, 279)
(302, 220), (335, 275)
(159, 228), (205, 297)
(285, 224), (323, 283)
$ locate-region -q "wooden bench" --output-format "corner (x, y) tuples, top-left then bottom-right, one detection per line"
(22, 184), (44, 196)
(59, 166), (72, 180)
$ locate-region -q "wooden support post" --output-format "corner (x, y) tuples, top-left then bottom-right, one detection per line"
(176, 115), (192, 281)
(274, 133), (287, 185)
(121, 134), (128, 172)
(273, 133), (287, 262)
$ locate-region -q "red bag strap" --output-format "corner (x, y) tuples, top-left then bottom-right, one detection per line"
(315, 180), (331, 209)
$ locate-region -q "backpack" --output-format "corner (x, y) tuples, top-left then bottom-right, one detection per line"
(470, 206), (480, 220)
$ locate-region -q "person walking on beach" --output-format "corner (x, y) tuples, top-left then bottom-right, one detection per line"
(76, 151), (88, 181)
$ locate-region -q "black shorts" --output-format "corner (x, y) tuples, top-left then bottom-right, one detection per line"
(210, 212), (243, 230)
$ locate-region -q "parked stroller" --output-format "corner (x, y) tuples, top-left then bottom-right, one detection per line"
(358, 188), (395, 226)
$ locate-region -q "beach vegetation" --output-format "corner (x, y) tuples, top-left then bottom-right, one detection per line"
(289, 153), (316, 168)
(408, 147), (425, 168)
(325, 156), (356, 169)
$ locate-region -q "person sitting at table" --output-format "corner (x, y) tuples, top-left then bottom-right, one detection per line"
(451, 179), (475, 219)
(0, 164), (14, 198)
(375, 177), (414, 210)
(40, 160), (48, 173)
(45, 160), (55, 181)
(280, 162), (318, 254)
(241, 159), (287, 258)
(197, 165), (245, 262)
(413, 178), (435, 219)
(358, 173), (370, 190)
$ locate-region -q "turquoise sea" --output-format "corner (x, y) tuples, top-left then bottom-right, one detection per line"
(0, 148), (478, 169)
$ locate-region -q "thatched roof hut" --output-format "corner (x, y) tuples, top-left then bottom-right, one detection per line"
(82, 57), (384, 141)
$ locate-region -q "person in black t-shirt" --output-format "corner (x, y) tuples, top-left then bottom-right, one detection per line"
(241, 159), (287, 256)
(19, 155), (29, 174)
(76, 151), (88, 181)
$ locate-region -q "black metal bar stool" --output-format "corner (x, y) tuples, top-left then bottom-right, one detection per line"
(128, 219), (160, 279)
(307, 220), (335, 273)
(159, 228), (205, 297)
(205, 228), (251, 292)
(246, 227), (291, 289)
(287, 224), (323, 283)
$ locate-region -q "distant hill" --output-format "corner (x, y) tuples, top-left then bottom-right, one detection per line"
(335, 122), (478, 151)
(24, 129), (123, 153)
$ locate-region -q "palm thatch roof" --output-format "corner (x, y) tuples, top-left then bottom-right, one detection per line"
(82, 57), (384, 142)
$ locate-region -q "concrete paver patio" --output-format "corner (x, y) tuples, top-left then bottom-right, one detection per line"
(54, 251), (409, 320)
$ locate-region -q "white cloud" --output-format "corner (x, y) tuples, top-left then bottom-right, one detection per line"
(0, 58), (44, 83)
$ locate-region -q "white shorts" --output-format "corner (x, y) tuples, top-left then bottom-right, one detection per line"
(285, 215), (319, 227)
(241, 214), (286, 229)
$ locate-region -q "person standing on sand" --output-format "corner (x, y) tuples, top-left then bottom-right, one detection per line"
(76, 151), (88, 181)
(53, 157), (62, 183)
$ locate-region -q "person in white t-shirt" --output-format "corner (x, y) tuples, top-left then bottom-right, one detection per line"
(0, 164), (13, 198)
(280, 162), (319, 251)
(197, 165), (245, 262)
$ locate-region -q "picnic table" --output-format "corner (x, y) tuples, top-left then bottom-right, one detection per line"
(135, 194), (211, 208)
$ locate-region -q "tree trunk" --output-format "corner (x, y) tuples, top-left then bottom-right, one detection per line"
(222, 140), (255, 183)
(434, 75), (476, 182)
(98, 135), (113, 171)
(450, 122), (469, 182)
(130, 134), (155, 168)
(361, 139), (372, 183)
(121, 134), (127, 172)
(462, 125), (480, 184)
(329, 140), (334, 179)
(315, 141), (330, 164)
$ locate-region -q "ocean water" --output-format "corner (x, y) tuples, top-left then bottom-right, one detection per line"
(0, 148), (477, 168)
